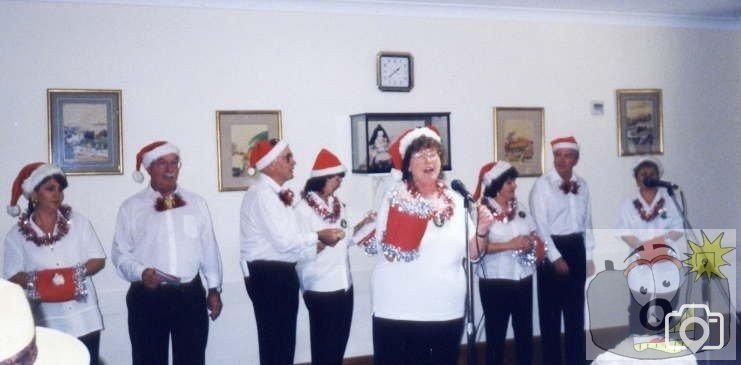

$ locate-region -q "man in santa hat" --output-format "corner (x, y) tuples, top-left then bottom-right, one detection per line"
(529, 136), (596, 365)
(111, 141), (223, 365)
(240, 138), (345, 365)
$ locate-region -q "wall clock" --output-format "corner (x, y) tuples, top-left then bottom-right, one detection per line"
(377, 52), (413, 92)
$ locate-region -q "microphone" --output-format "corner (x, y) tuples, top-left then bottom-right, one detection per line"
(451, 179), (475, 202)
(643, 177), (679, 189)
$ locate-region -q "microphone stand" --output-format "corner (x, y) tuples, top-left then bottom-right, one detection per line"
(462, 197), (477, 365)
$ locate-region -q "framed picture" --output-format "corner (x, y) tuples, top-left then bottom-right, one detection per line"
(493, 107), (544, 177)
(350, 112), (451, 173)
(47, 89), (123, 175)
(216, 110), (282, 191)
(616, 89), (663, 156)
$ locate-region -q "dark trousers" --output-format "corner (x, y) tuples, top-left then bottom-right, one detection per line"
(79, 330), (101, 365)
(537, 233), (586, 365)
(372, 316), (464, 365)
(303, 287), (354, 365)
(245, 261), (300, 365)
(126, 276), (208, 365)
(479, 276), (533, 365)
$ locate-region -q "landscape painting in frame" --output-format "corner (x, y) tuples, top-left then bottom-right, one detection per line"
(48, 89), (123, 175)
(216, 110), (282, 191)
(493, 107), (544, 177)
(616, 89), (663, 156)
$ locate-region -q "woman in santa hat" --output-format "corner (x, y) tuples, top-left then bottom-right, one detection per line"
(295, 148), (374, 365)
(359, 127), (494, 365)
(4, 162), (106, 365)
(472, 161), (545, 365)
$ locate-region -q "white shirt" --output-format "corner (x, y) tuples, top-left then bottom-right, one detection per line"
(529, 169), (595, 261)
(239, 175), (318, 275)
(616, 188), (684, 249)
(3, 210), (105, 337)
(111, 186), (223, 290)
(371, 183), (470, 321)
(295, 192), (352, 292)
(476, 199), (537, 280)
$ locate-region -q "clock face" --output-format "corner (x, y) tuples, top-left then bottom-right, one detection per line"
(378, 54), (413, 92)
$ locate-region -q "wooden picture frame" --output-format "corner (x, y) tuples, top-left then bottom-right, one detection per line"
(47, 89), (123, 175)
(493, 107), (544, 177)
(215, 110), (282, 191)
(616, 89), (663, 156)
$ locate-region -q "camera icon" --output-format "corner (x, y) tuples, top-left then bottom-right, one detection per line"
(664, 303), (725, 353)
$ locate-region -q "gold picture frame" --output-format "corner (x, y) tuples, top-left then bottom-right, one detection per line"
(493, 107), (545, 177)
(215, 110), (282, 191)
(616, 89), (663, 156)
(47, 88), (123, 175)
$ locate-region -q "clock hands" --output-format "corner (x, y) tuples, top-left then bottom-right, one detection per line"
(388, 66), (401, 77)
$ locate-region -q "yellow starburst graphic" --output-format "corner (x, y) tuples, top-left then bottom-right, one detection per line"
(684, 231), (734, 280)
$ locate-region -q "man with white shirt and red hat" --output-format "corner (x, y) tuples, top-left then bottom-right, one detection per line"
(240, 138), (344, 365)
(529, 136), (595, 365)
(112, 141), (223, 365)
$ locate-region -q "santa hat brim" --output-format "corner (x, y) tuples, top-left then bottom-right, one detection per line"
(399, 127), (441, 158)
(20, 164), (64, 197)
(551, 142), (579, 151)
(310, 165), (346, 178)
(141, 143), (180, 169)
(256, 140), (288, 171)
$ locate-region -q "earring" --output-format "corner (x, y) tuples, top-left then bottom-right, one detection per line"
(31, 197), (38, 205)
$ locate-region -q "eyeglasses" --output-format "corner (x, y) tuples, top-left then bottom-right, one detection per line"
(412, 150), (440, 160)
(151, 159), (181, 169)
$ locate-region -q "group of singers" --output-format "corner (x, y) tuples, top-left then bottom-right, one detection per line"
(3, 126), (682, 365)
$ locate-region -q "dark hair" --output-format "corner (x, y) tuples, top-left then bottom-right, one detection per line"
(633, 160), (660, 179)
(302, 173), (345, 195)
(483, 167), (519, 198)
(401, 136), (444, 182)
(26, 174), (68, 215)
(368, 125), (390, 146)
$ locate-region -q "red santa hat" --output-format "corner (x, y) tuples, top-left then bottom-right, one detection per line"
(550, 136), (579, 151)
(247, 138), (288, 175)
(386, 134), (404, 181)
(132, 141), (180, 183)
(310, 149), (346, 177)
(633, 157), (664, 177)
(7, 162), (64, 216)
(472, 161), (512, 201)
(398, 126), (441, 159)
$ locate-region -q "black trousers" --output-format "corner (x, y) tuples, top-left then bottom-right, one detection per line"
(303, 287), (354, 365)
(479, 276), (533, 365)
(126, 276), (208, 365)
(79, 330), (101, 365)
(245, 261), (300, 365)
(372, 316), (464, 365)
(537, 233), (586, 365)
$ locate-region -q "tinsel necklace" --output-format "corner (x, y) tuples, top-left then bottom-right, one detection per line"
(18, 205), (71, 247)
(402, 182), (454, 227)
(483, 197), (517, 223)
(633, 197), (666, 222)
(302, 191), (342, 223)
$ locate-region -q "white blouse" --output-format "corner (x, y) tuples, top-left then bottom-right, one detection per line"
(3, 210), (105, 337)
(616, 187), (684, 249)
(295, 192), (352, 292)
(476, 199), (537, 281)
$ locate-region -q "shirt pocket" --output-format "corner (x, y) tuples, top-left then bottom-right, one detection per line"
(182, 215), (199, 239)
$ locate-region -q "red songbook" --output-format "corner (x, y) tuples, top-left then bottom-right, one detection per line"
(31, 267), (80, 302)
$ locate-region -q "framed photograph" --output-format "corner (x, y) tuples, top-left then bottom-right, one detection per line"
(616, 89), (663, 156)
(216, 110), (282, 191)
(47, 89), (123, 175)
(493, 107), (544, 177)
(350, 112), (451, 173)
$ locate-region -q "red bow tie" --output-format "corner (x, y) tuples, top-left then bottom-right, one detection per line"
(155, 193), (186, 212)
(560, 180), (579, 195)
(278, 189), (294, 207)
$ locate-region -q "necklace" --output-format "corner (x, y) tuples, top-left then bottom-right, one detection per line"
(483, 198), (517, 223)
(303, 191), (342, 223)
(391, 182), (454, 227)
(633, 197), (666, 221)
(18, 206), (71, 246)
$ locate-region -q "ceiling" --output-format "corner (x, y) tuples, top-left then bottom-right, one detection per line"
(39, 0), (741, 27)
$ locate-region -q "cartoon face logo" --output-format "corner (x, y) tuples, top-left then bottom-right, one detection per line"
(624, 242), (683, 331)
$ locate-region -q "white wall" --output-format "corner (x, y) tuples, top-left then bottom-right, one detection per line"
(1, 2), (739, 364)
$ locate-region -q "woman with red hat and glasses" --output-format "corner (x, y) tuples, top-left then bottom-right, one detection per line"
(358, 127), (494, 365)
(295, 148), (375, 365)
(472, 161), (545, 365)
(4, 162), (106, 365)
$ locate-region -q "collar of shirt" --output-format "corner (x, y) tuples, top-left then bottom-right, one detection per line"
(547, 169), (579, 191)
(260, 174), (283, 194)
(145, 185), (182, 199)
